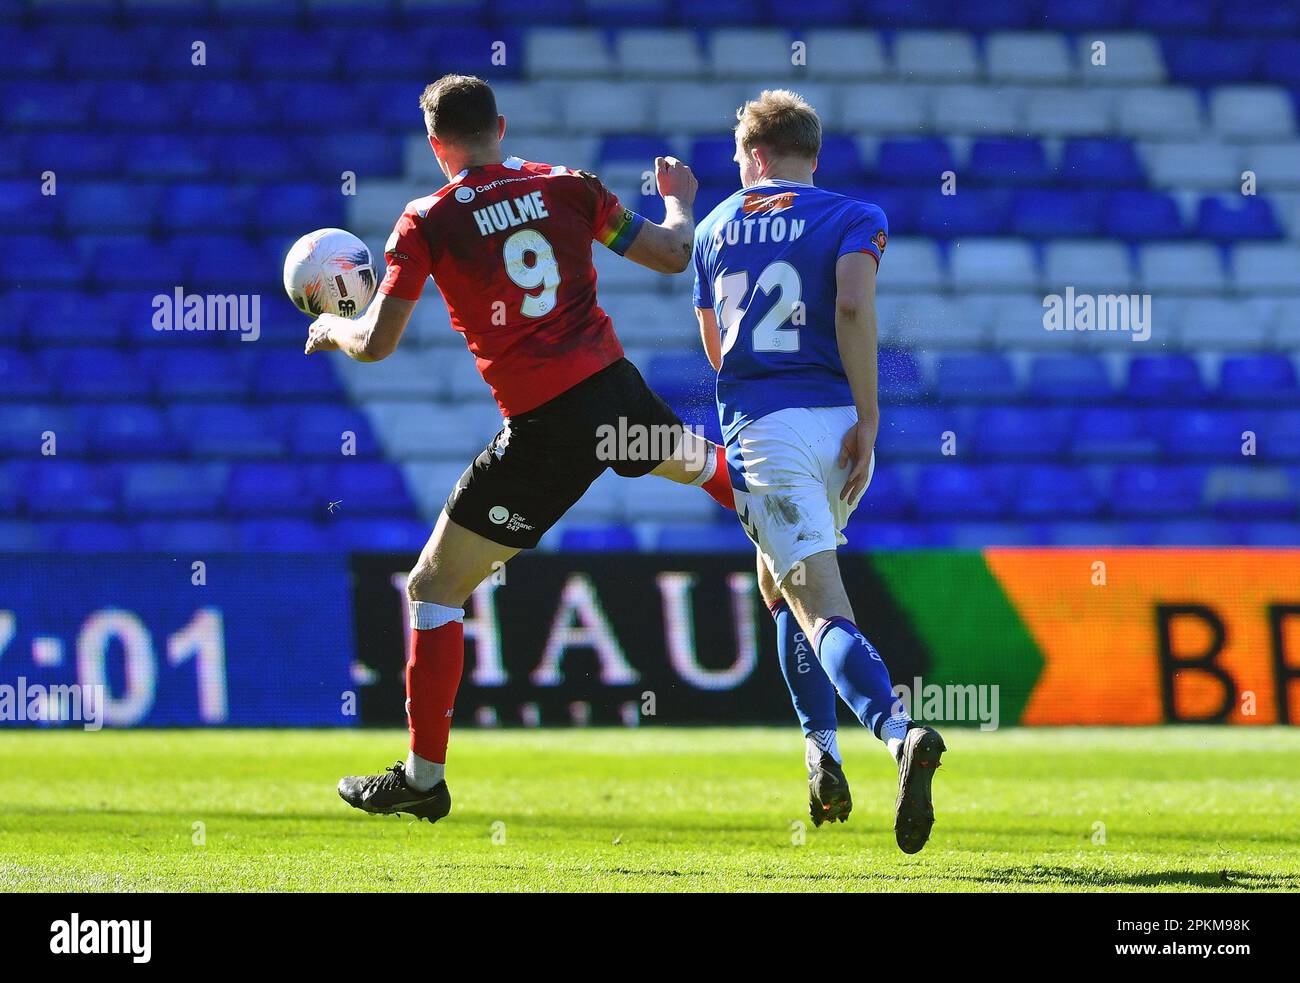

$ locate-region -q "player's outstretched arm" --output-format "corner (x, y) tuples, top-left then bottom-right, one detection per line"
(833, 251), (880, 503)
(621, 157), (697, 274)
(304, 292), (417, 362)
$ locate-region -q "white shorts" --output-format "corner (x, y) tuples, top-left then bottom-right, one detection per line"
(730, 405), (874, 584)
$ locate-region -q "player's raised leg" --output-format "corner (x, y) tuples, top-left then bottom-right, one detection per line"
(337, 509), (517, 823)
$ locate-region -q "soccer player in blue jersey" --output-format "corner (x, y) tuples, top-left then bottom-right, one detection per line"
(693, 90), (945, 853)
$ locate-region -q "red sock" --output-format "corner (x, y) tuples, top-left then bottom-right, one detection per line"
(701, 442), (735, 511)
(406, 621), (464, 764)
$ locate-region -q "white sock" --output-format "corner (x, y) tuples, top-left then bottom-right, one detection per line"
(883, 713), (912, 763)
(806, 729), (841, 767)
(405, 751), (443, 791)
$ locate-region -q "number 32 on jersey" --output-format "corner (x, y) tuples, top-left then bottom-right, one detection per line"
(715, 261), (803, 356)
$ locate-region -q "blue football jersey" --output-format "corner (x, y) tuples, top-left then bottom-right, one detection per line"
(692, 179), (887, 444)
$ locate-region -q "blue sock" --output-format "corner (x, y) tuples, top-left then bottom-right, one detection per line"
(814, 616), (910, 741)
(771, 601), (839, 745)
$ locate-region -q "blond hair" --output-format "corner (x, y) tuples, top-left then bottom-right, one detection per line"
(735, 89), (821, 160)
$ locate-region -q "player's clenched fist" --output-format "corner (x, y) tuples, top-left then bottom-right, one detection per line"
(655, 156), (697, 205)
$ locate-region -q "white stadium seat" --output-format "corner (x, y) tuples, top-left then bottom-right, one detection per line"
(401, 461), (470, 521)
(654, 83), (748, 132)
(347, 179), (424, 236)
(506, 136), (599, 170)
(930, 85), (1023, 135)
(1139, 243), (1227, 294)
(876, 237), (946, 291)
(840, 83), (928, 133)
(1115, 86), (1203, 138)
(489, 82), (564, 134)
(1241, 144), (1300, 190)
(986, 32), (1075, 84)
(1024, 88), (1113, 136)
(1175, 298), (1270, 351)
(563, 469), (628, 523)
(949, 238), (1039, 291)
(1141, 141), (1241, 190)
(335, 349), (451, 401)
(1210, 87), (1297, 142)
(893, 31), (981, 82)
(1075, 34), (1166, 85)
(615, 29), (705, 78)
(1043, 241), (1136, 293)
(987, 293), (1064, 350)
(709, 29), (796, 79)
(802, 30), (890, 80)
(623, 473), (717, 522)
(525, 29), (615, 78)
(563, 84), (653, 133)
(1231, 244), (1300, 293)
(891, 295), (989, 349)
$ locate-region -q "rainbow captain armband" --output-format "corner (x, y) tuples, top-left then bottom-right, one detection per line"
(598, 206), (646, 256)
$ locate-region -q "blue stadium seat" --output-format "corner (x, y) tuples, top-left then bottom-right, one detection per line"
(217, 134), (301, 179)
(161, 184), (252, 234)
(253, 351), (344, 398)
(237, 518), (337, 552)
(1027, 355), (1112, 403)
(169, 404), (286, 459)
(0, 179), (54, 232)
(916, 189), (1012, 238)
(135, 519), (241, 552)
(226, 463), (307, 515)
(244, 29), (342, 78)
(1072, 407), (1161, 461)
(123, 134), (212, 180)
(1135, 0), (1216, 33)
(24, 461), (118, 516)
(91, 238), (186, 289)
(654, 522), (752, 551)
(11, 235), (84, 286)
(0, 348), (47, 400)
(913, 465), (1008, 518)
(52, 520), (136, 552)
(4, 80), (93, 128)
(122, 463), (230, 516)
(332, 517), (431, 551)
(1012, 190), (1103, 238)
(1110, 465), (1205, 517)
(1103, 191), (1184, 239)
(558, 525), (639, 551)
(277, 403), (378, 459)
(875, 138), (956, 184)
(46, 349), (151, 400)
(1013, 465), (1104, 518)
(1059, 139), (1145, 188)
(190, 81), (277, 129)
(1163, 37), (1261, 84)
(1219, 354), (1299, 404)
(689, 136), (742, 184)
(96, 81), (183, 129)
(1126, 355), (1206, 403)
(253, 183), (345, 234)
(1160, 409), (1252, 459)
(968, 139), (1051, 187)
(974, 408), (1071, 460)
(319, 461), (413, 513)
(89, 404), (182, 457)
(934, 353), (1017, 402)
(601, 135), (675, 164)
(1198, 196), (1284, 241)
(151, 351), (252, 400)
(1262, 39), (1300, 86)
(875, 406), (968, 459)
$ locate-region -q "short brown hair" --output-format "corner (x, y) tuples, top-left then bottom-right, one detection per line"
(735, 89), (821, 160)
(419, 74), (498, 143)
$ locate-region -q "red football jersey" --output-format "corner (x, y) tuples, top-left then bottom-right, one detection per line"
(380, 156), (646, 416)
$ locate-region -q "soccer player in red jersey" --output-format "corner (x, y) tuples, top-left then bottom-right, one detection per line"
(306, 75), (734, 823)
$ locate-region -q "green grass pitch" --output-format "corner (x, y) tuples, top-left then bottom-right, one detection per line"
(2, 727), (1298, 892)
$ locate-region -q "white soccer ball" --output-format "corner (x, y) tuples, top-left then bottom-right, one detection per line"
(283, 228), (377, 319)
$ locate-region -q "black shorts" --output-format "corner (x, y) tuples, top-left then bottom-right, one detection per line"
(445, 358), (686, 549)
